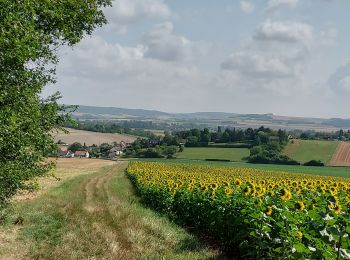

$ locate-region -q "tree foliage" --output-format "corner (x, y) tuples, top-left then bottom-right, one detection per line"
(0, 0), (111, 209)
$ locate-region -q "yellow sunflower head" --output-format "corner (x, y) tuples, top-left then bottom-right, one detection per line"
(295, 231), (303, 239)
(265, 206), (273, 216)
(295, 201), (305, 211)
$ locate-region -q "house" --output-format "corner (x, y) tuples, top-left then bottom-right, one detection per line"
(108, 145), (124, 159)
(57, 148), (75, 158)
(66, 150), (75, 158)
(57, 149), (68, 157)
(74, 150), (90, 158)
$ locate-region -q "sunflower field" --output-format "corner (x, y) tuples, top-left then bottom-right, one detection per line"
(127, 161), (350, 259)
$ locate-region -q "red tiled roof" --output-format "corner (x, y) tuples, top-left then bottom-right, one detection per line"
(75, 151), (88, 156)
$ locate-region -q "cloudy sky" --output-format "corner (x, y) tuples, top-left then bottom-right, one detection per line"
(44, 0), (350, 118)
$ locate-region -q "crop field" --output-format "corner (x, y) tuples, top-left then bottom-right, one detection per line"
(127, 161), (350, 259)
(141, 158), (350, 178)
(53, 128), (137, 146)
(330, 142), (350, 167)
(283, 140), (339, 164)
(177, 147), (250, 161)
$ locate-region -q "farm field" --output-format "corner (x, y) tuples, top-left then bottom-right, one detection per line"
(283, 139), (339, 164)
(177, 147), (250, 161)
(127, 161), (350, 259)
(330, 141), (350, 167)
(0, 159), (219, 259)
(53, 128), (137, 146)
(140, 158), (350, 177)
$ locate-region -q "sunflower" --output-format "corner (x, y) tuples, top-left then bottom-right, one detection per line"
(243, 186), (251, 196)
(235, 179), (242, 186)
(295, 201), (305, 211)
(295, 231), (303, 239)
(265, 206), (273, 216)
(224, 187), (233, 195)
(280, 189), (292, 201)
(334, 204), (341, 214)
(210, 183), (218, 190)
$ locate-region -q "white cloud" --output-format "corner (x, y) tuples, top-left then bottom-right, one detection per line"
(240, 1), (255, 14)
(221, 52), (293, 79)
(142, 22), (208, 62)
(221, 20), (313, 91)
(254, 20), (313, 44)
(339, 76), (350, 91)
(328, 63), (350, 95)
(104, 0), (171, 32)
(50, 27), (211, 112)
(267, 0), (299, 11)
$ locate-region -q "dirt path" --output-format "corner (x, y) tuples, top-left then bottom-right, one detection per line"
(330, 141), (350, 166)
(1, 161), (219, 260)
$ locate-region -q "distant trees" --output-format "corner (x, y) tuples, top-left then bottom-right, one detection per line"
(175, 126), (289, 148)
(122, 133), (180, 159)
(291, 129), (350, 141)
(65, 120), (165, 138)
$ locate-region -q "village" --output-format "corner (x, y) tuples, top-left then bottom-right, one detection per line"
(56, 140), (131, 160)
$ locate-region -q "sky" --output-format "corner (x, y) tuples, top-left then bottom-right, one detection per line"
(43, 0), (350, 118)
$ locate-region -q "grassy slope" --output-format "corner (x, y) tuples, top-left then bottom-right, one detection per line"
(283, 140), (339, 164)
(140, 158), (350, 178)
(0, 162), (220, 259)
(177, 147), (250, 161)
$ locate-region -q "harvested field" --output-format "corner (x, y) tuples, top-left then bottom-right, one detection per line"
(53, 128), (137, 145)
(330, 141), (350, 167)
(13, 158), (115, 202)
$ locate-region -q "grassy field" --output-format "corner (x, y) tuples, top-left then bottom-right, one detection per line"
(283, 139), (339, 164)
(177, 147), (250, 161)
(140, 158), (350, 178)
(0, 159), (220, 259)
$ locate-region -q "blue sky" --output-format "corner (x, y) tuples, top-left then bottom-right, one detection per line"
(44, 0), (350, 118)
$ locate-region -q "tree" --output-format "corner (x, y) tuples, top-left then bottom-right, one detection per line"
(0, 0), (111, 209)
(69, 142), (83, 152)
(200, 128), (211, 143)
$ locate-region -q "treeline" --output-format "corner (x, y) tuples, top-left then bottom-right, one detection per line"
(175, 126), (288, 147)
(295, 129), (350, 141)
(124, 136), (180, 159)
(64, 121), (160, 138)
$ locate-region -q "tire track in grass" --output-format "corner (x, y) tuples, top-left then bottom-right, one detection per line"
(2, 161), (220, 259)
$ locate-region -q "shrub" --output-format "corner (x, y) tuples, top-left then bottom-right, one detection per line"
(303, 160), (325, 167)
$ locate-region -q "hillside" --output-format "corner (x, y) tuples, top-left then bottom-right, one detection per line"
(72, 105), (350, 131)
(283, 140), (339, 165)
(53, 128), (137, 146)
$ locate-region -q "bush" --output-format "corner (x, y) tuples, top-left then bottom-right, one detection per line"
(303, 160), (325, 167)
(208, 143), (253, 148)
(137, 148), (164, 158)
(205, 159), (231, 162)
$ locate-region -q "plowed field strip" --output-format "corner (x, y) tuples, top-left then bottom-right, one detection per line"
(330, 142), (350, 166)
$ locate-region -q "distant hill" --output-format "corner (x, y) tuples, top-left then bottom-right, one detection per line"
(76, 105), (170, 118)
(72, 105), (350, 131)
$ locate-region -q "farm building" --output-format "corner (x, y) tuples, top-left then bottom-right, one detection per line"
(108, 145), (124, 159)
(57, 149), (75, 158)
(74, 151), (90, 158)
